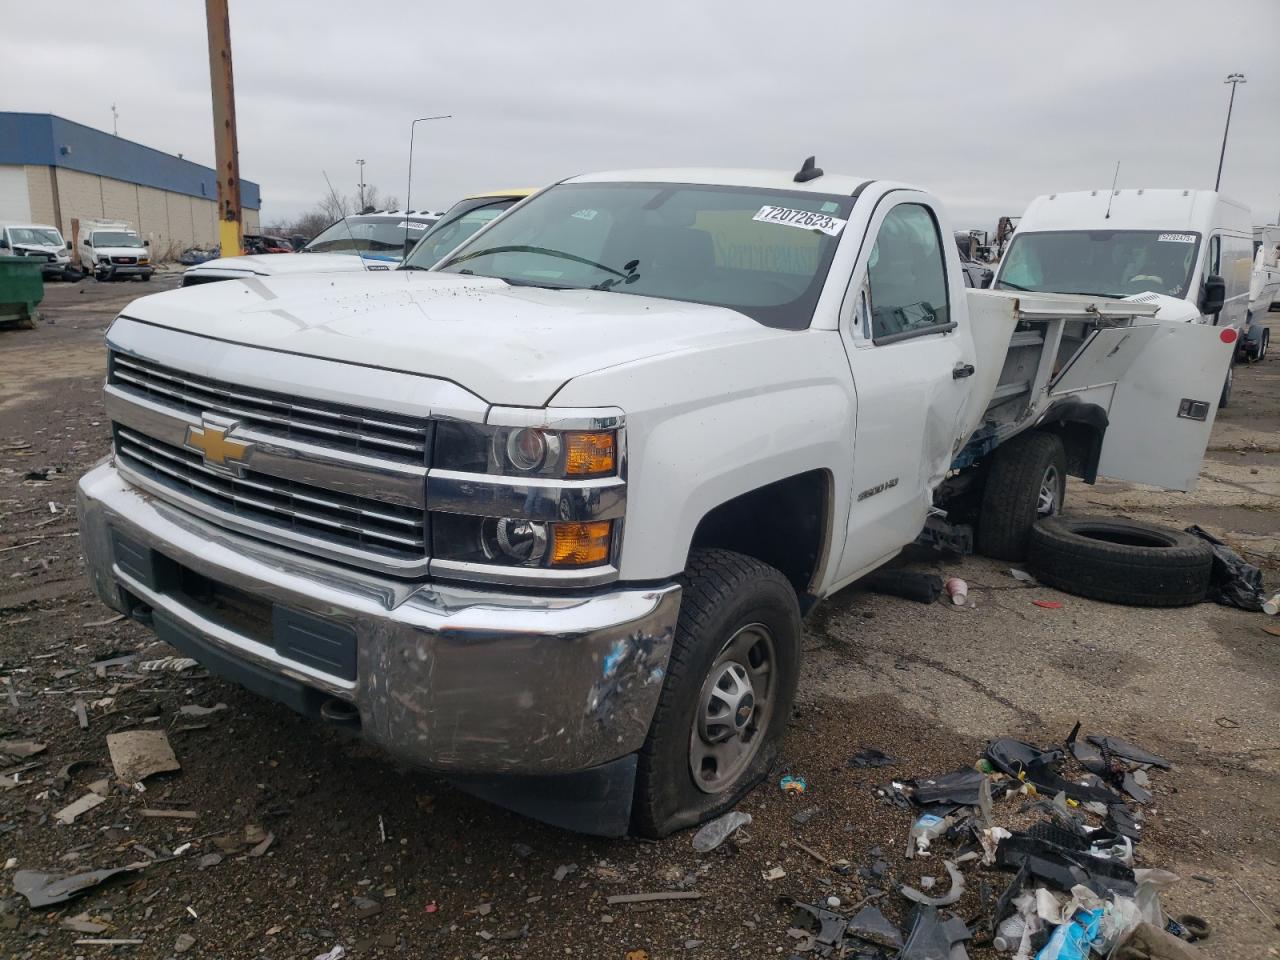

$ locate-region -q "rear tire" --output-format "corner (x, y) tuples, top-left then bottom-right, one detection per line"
(976, 431), (1066, 561)
(1253, 328), (1270, 362)
(631, 549), (800, 838)
(1027, 516), (1212, 607)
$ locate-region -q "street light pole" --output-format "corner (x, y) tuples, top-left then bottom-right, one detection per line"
(403, 115), (451, 256)
(1215, 73), (1246, 192)
(356, 159), (366, 211)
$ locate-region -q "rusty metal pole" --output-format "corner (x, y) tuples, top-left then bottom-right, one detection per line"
(205, 0), (242, 257)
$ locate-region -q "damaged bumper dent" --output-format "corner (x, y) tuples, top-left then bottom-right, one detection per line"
(77, 462), (679, 776)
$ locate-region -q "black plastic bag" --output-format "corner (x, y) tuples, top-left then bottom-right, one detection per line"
(1185, 525), (1265, 611)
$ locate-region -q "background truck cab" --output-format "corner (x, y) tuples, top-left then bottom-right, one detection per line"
(993, 188), (1254, 404)
(79, 219), (153, 282)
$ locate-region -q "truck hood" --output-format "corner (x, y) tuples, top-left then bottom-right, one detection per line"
(15, 243), (68, 259)
(121, 271), (786, 406)
(183, 252), (386, 279)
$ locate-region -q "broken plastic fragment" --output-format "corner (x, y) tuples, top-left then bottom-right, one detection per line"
(1086, 735), (1171, 770)
(848, 903), (904, 949)
(691, 810), (751, 853)
(13, 866), (139, 907)
(900, 904), (971, 960)
(901, 859), (964, 906)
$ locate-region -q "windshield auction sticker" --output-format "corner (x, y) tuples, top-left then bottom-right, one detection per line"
(753, 205), (847, 236)
(1157, 233), (1196, 243)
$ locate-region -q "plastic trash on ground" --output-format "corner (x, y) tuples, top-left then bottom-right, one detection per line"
(1035, 906), (1104, 960)
(691, 810), (751, 852)
(1185, 525), (1266, 611)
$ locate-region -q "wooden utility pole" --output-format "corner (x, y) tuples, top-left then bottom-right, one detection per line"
(205, 0), (243, 257)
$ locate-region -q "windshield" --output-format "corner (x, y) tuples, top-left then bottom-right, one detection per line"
(10, 228), (62, 247)
(402, 197), (522, 268)
(303, 217), (432, 258)
(93, 231), (143, 248)
(432, 182), (853, 329)
(996, 230), (1200, 298)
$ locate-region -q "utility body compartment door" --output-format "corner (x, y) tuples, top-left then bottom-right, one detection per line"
(1048, 321), (1233, 491)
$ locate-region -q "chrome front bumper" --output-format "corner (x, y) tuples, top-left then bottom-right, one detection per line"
(77, 461), (679, 776)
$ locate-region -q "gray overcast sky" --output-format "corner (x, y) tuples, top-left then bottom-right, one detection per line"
(4, 2), (1278, 230)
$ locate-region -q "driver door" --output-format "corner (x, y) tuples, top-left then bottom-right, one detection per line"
(834, 199), (974, 582)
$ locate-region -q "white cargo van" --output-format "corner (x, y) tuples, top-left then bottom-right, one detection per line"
(994, 189), (1253, 404)
(78, 219), (154, 282)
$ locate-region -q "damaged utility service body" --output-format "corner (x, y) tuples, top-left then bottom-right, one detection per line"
(77, 167), (1233, 836)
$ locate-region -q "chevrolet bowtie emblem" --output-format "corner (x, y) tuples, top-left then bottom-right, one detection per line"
(185, 418), (250, 469)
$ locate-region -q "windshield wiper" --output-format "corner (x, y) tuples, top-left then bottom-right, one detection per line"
(446, 245), (627, 278)
(995, 280), (1032, 291)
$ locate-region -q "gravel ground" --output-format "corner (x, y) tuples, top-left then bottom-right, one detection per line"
(1, 276), (1277, 959)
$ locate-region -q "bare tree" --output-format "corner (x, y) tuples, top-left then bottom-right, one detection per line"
(264, 185), (404, 243)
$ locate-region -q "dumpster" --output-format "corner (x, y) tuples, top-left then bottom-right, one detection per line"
(0, 255), (45, 329)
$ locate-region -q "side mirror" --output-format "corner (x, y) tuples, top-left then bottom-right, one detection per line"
(66, 240), (72, 249)
(0, 239), (8, 250)
(144, 239), (150, 247)
(84, 238), (93, 247)
(1200, 275), (1226, 315)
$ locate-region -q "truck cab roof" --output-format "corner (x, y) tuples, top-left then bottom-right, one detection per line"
(1016, 189), (1251, 233)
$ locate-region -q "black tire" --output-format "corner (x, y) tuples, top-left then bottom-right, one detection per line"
(1253, 328), (1270, 362)
(1027, 516), (1213, 607)
(631, 549), (801, 838)
(976, 431), (1067, 561)
(140, 273), (151, 282)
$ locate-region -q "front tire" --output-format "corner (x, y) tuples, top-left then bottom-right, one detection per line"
(975, 431), (1067, 561)
(631, 549), (800, 838)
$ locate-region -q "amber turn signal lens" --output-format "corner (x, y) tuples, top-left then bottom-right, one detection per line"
(564, 431), (615, 476)
(550, 521), (612, 567)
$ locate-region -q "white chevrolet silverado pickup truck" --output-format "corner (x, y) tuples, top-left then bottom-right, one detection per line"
(77, 165), (1234, 836)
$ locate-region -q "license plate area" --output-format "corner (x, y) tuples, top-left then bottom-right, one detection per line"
(111, 530), (358, 681)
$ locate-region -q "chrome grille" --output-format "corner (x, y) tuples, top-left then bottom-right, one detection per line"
(115, 426), (427, 562)
(110, 352), (428, 461)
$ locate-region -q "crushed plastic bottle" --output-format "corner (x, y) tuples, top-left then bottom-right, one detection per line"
(691, 810), (752, 852)
(905, 812), (953, 858)
(1035, 907), (1103, 960)
(993, 914), (1026, 952)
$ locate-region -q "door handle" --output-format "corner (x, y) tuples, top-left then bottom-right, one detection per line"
(952, 363), (975, 379)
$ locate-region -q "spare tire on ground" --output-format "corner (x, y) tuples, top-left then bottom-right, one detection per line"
(1027, 517), (1213, 607)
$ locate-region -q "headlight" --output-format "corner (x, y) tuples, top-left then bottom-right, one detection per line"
(436, 422), (616, 478)
(98, 255), (111, 264)
(433, 514), (613, 568)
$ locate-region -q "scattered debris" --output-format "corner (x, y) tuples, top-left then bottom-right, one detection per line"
(944, 576), (968, 605)
(1032, 599), (1063, 609)
(864, 568), (943, 603)
(1009, 568), (1036, 583)
(0, 740), (47, 758)
(54, 792), (107, 825)
(692, 810), (752, 852)
(174, 932), (197, 953)
(1186, 525), (1267, 611)
(138, 656), (199, 673)
(176, 703), (228, 718)
(900, 860), (964, 906)
(140, 809), (197, 820)
(13, 866), (139, 907)
(779, 775), (807, 794)
(847, 903), (904, 949)
(106, 729), (180, 783)
(762, 866), (787, 882)
(849, 747), (894, 768)
(606, 892), (703, 905)
(552, 864), (578, 882)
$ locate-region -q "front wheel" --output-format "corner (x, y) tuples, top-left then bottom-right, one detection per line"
(631, 549), (800, 838)
(1253, 329), (1270, 362)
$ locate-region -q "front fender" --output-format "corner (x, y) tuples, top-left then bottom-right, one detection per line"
(552, 330), (856, 582)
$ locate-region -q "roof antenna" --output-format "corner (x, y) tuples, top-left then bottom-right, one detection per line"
(793, 156), (824, 183)
(409, 115), (455, 268)
(322, 169), (367, 272)
(1104, 161), (1121, 219)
